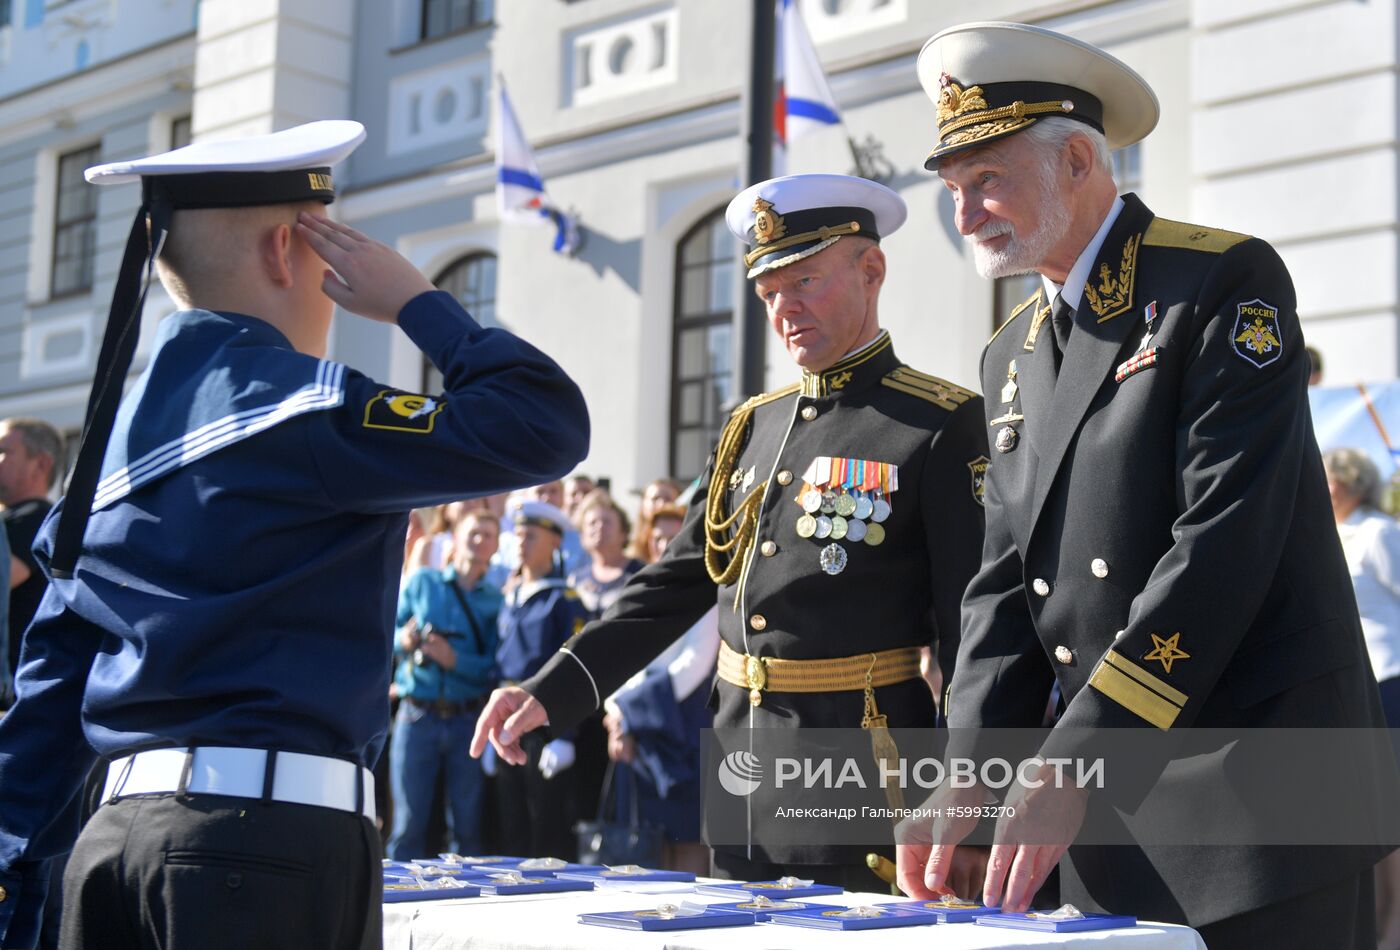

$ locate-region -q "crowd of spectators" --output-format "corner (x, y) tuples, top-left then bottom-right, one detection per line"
(385, 474), (712, 869)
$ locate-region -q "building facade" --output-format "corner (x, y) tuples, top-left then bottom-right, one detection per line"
(0, 0), (1394, 497)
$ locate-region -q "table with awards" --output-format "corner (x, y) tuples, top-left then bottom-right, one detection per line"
(381, 859), (1206, 950)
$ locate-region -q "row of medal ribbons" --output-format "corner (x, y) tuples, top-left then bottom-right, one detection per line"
(793, 459), (899, 574)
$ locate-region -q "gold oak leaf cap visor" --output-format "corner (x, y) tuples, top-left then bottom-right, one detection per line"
(50, 121), (367, 579)
(917, 21), (1159, 166)
(725, 173), (907, 279)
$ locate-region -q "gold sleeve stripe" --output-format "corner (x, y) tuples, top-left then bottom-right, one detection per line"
(1143, 218), (1250, 254)
(1103, 649), (1188, 706)
(1088, 660), (1181, 730)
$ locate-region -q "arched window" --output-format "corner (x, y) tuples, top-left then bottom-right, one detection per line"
(426, 252), (497, 392)
(670, 209), (735, 480)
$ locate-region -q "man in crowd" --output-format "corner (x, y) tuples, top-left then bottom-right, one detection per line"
(474, 173), (988, 889)
(897, 22), (1391, 946)
(0, 122), (588, 948)
(0, 418), (63, 688)
(493, 500), (590, 859)
(391, 509), (504, 860)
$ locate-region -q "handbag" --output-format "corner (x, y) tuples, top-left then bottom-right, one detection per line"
(574, 761), (663, 867)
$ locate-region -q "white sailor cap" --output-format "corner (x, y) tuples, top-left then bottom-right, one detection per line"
(916, 22), (1158, 166)
(49, 120), (367, 581)
(725, 174), (907, 279)
(85, 119), (365, 203)
(509, 499), (573, 537)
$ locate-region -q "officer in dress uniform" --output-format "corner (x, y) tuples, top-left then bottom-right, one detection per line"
(473, 174), (988, 889)
(492, 499), (592, 859)
(895, 23), (1396, 946)
(0, 122), (589, 949)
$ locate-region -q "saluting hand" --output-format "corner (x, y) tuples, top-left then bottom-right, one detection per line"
(469, 686), (549, 766)
(296, 212), (434, 324)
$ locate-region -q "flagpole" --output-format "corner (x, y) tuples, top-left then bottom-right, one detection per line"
(736, 0), (776, 401)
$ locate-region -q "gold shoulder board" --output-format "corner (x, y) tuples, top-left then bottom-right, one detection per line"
(1143, 217), (1250, 254)
(881, 367), (977, 411)
(729, 382), (800, 416)
(988, 288), (1043, 345)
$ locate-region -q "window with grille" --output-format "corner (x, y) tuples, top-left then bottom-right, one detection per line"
(51, 144), (101, 298)
(426, 253), (497, 391)
(421, 0), (493, 40)
(670, 208), (736, 481)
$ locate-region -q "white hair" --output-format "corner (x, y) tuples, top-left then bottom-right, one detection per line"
(1019, 116), (1113, 177)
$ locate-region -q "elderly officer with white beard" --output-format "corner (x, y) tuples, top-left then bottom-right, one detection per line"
(896, 21), (1394, 948)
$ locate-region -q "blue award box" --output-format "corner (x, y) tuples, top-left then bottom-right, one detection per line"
(889, 898), (1001, 922)
(579, 903), (754, 932)
(766, 903), (941, 931)
(382, 880), (481, 903)
(476, 857), (596, 877)
(976, 911), (1138, 932)
(705, 899), (845, 922)
(695, 879), (844, 900)
(474, 872), (595, 896)
(557, 865), (696, 883)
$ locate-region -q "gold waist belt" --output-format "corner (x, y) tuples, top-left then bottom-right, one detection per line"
(716, 641), (921, 707)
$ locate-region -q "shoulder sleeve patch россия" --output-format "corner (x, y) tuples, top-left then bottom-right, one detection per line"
(362, 389), (446, 433)
(1231, 299), (1284, 368)
(967, 455), (990, 507)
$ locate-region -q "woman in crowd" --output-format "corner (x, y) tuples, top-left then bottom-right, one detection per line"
(1323, 447), (1400, 948)
(626, 477), (683, 563)
(569, 491), (643, 616)
(602, 502), (716, 874)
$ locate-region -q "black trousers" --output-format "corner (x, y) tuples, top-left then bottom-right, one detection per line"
(60, 794), (382, 950)
(493, 732), (575, 860)
(1195, 868), (1375, 949)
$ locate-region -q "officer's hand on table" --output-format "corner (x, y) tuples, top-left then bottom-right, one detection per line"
(420, 632), (456, 670)
(894, 782), (991, 901)
(470, 686), (548, 766)
(296, 212), (434, 323)
(982, 768), (1089, 914)
(538, 739), (575, 780)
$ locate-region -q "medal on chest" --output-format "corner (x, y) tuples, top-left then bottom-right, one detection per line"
(789, 457), (897, 575)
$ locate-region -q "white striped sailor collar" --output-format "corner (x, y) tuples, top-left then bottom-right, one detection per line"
(92, 309), (346, 513)
(508, 576), (569, 606)
(798, 330), (897, 398)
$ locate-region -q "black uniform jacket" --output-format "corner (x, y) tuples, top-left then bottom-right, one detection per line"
(528, 333), (987, 863)
(951, 193), (1392, 926)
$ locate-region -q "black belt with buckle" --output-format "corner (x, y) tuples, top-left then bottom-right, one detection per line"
(404, 696), (485, 717)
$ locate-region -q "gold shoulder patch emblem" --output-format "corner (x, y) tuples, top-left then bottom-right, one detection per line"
(363, 389), (445, 434)
(1231, 299), (1283, 368)
(967, 456), (990, 507)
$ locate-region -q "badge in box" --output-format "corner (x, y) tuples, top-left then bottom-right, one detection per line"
(889, 898), (999, 922)
(579, 903), (754, 931)
(766, 903), (941, 931)
(695, 879), (843, 900)
(976, 910), (1137, 932)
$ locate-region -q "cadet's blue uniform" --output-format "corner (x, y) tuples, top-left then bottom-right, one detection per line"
(0, 289), (588, 947)
(494, 577), (590, 858)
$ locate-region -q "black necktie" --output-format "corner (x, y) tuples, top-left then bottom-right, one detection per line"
(1050, 294), (1075, 370)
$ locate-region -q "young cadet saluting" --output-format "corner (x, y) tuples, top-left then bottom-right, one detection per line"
(473, 174), (988, 890)
(0, 121), (588, 949)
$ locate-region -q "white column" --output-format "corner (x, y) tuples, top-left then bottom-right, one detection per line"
(1189, 0), (1400, 382)
(191, 0), (355, 140)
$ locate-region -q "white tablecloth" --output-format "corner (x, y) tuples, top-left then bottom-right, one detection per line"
(383, 882), (1207, 950)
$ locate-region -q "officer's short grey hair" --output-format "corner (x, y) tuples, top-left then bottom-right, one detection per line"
(1, 417), (65, 491)
(1323, 447), (1384, 510)
(1020, 115), (1113, 176)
